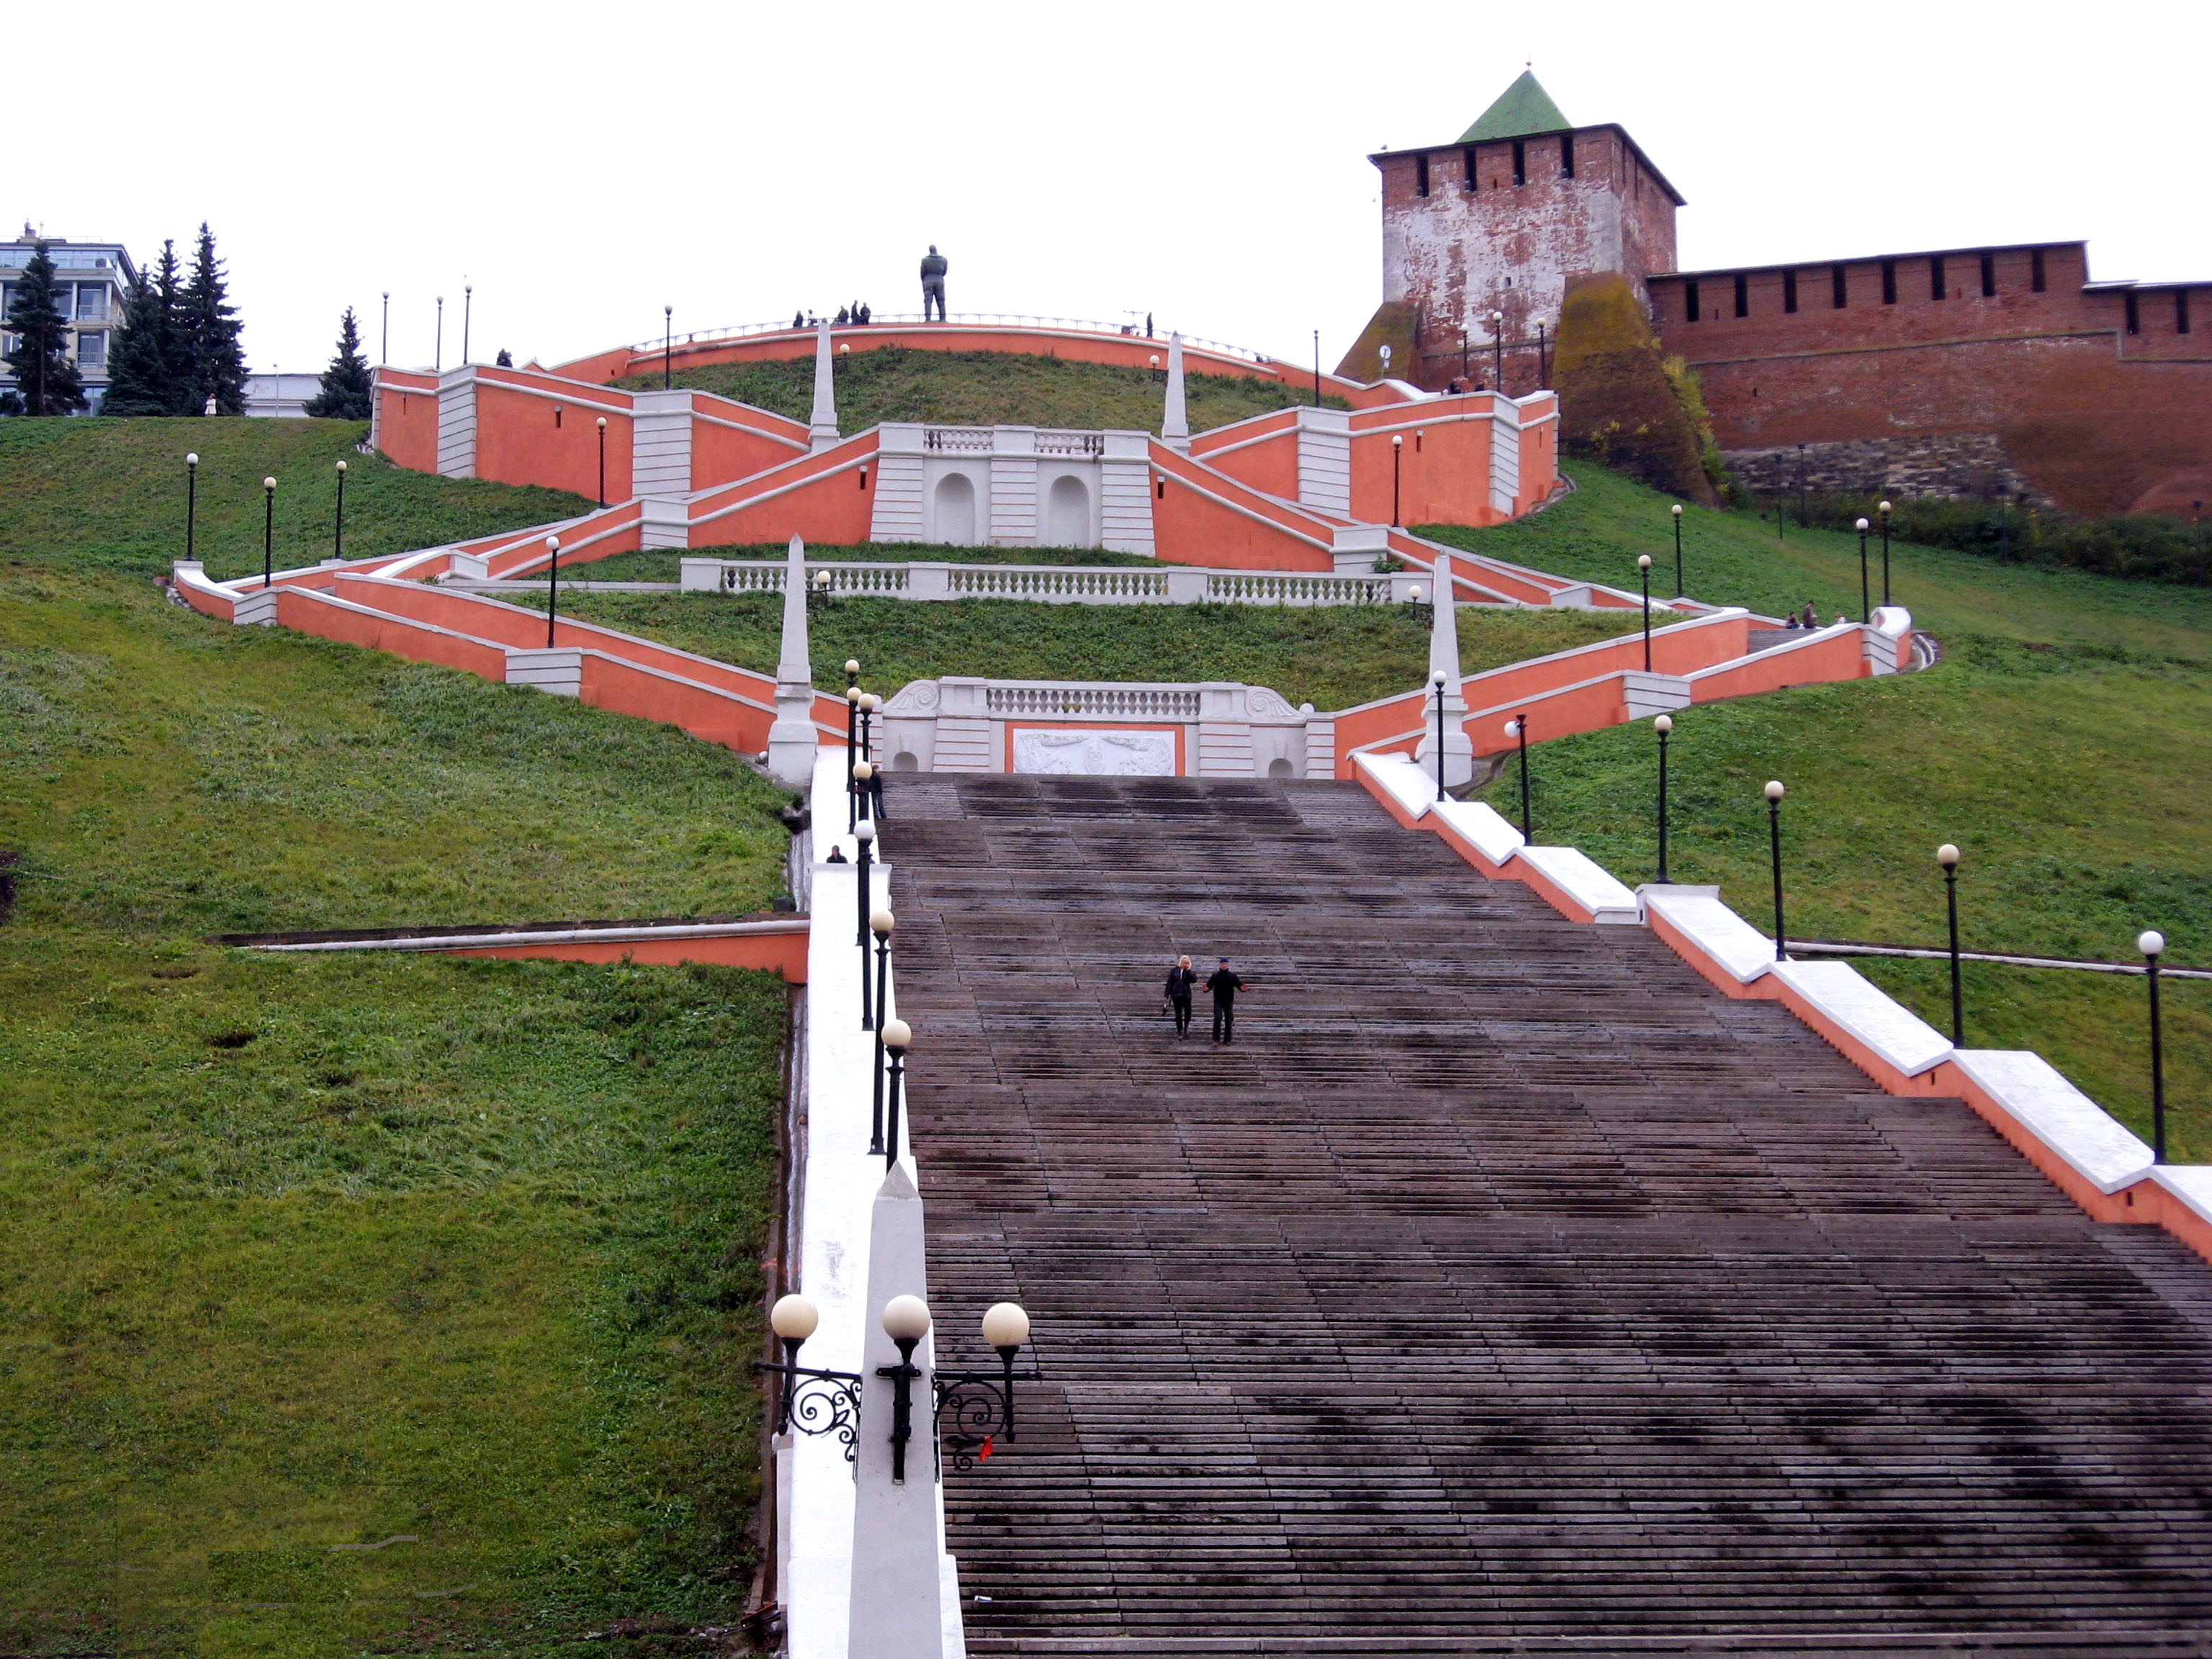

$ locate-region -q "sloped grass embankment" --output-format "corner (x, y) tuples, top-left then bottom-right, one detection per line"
(0, 559), (793, 1654)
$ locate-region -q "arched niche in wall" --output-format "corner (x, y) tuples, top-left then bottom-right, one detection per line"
(1045, 473), (1093, 548)
(933, 472), (978, 546)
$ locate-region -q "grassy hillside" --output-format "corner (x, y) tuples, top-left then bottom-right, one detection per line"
(0, 562), (795, 1654)
(542, 588), (1645, 712)
(617, 345), (1344, 436)
(1429, 462), (2211, 1156)
(1425, 461), (2212, 660)
(0, 416), (593, 582)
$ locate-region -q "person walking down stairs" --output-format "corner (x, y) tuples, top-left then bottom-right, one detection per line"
(1206, 958), (1248, 1044)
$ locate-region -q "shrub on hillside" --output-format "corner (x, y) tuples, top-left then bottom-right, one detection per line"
(1768, 493), (2211, 586)
(1553, 275), (1717, 507)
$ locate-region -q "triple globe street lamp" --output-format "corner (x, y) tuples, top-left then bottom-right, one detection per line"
(760, 1292), (1033, 1480)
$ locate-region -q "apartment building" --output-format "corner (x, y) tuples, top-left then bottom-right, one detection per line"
(1, 233), (138, 411)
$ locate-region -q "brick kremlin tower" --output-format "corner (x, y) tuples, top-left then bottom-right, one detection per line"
(1344, 71), (1683, 393)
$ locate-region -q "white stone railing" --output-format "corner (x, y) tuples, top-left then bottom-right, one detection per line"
(1207, 572), (1395, 606)
(921, 427), (994, 452)
(1032, 428), (1106, 456)
(984, 682), (1205, 719)
(948, 566), (1168, 601)
(681, 557), (1429, 608)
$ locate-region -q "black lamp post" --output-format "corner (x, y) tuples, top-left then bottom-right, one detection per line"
(881, 1017), (910, 1173)
(1671, 503), (1684, 598)
(544, 535), (561, 647)
(462, 282), (472, 364)
(878, 1294), (930, 1483)
(860, 693), (885, 821)
(1491, 310), (1504, 391)
(1536, 320), (1548, 388)
(333, 459), (348, 561)
(663, 305), (673, 389)
(1765, 780), (1788, 961)
(435, 295), (444, 372)
(1654, 714), (1673, 884)
(2141, 930), (2167, 1162)
(1391, 434), (1403, 527)
(1460, 326), (1470, 382)
(379, 292), (389, 366)
(870, 909), (894, 1143)
(1878, 500), (1893, 608)
(1507, 715), (1532, 841)
(261, 476), (276, 588)
(1856, 517), (1871, 623)
(185, 452), (199, 563)
(854, 815), (876, 948)
(1938, 843), (1964, 1045)
(1637, 554), (1653, 671)
(596, 416), (608, 508)
(844, 668), (863, 833)
(1429, 669), (1447, 801)
(1312, 329), (1321, 408)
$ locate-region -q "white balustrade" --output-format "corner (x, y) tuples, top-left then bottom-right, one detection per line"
(984, 683), (1205, 720)
(683, 558), (1420, 609)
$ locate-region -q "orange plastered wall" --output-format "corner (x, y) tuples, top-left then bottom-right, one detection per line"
(688, 455), (878, 549)
(692, 416), (810, 493)
(1349, 403), (1498, 527)
(1191, 421), (1302, 501)
(1514, 403), (1560, 513)
(1689, 631), (1864, 703)
(374, 382), (438, 472)
(278, 590), (508, 683)
(473, 381), (634, 501)
(1330, 694), (1429, 774)
(577, 655), (773, 756)
(1151, 468), (1333, 571)
(1467, 675), (1625, 755)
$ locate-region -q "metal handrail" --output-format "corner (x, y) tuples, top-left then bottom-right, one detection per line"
(622, 313), (1272, 367)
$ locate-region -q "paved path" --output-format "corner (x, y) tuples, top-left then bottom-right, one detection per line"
(888, 775), (2212, 1656)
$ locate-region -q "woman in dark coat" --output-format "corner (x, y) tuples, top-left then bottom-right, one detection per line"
(1163, 956), (1199, 1039)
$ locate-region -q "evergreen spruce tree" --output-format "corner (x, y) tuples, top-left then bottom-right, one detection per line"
(304, 306), (373, 419)
(100, 264), (174, 415)
(181, 223), (247, 415)
(150, 240), (194, 414)
(1, 242), (88, 416)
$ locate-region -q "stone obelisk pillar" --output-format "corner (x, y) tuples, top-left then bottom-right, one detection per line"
(1414, 550), (1474, 788)
(766, 534), (819, 786)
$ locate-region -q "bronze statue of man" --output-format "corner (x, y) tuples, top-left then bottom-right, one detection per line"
(920, 246), (948, 322)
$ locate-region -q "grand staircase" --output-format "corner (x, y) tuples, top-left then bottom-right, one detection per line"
(888, 775), (2212, 1656)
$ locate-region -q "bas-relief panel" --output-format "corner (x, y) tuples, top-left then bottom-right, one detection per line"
(1012, 729), (1177, 776)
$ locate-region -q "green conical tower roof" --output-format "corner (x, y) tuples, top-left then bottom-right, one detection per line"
(1458, 70), (1571, 143)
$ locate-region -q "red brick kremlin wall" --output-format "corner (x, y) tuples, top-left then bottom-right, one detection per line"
(1647, 245), (2211, 518)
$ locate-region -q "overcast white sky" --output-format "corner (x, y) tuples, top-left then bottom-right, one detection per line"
(35, 0), (2207, 377)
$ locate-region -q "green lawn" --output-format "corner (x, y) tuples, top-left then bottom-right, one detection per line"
(0, 562), (795, 1655)
(1429, 463), (2211, 1157)
(540, 588), (1644, 711)
(1424, 461), (2212, 660)
(0, 416), (594, 583)
(616, 345), (1344, 437)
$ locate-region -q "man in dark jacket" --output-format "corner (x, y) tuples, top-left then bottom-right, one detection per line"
(920, 246), (948, 321)
(1205, 958), (1247, 1044)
